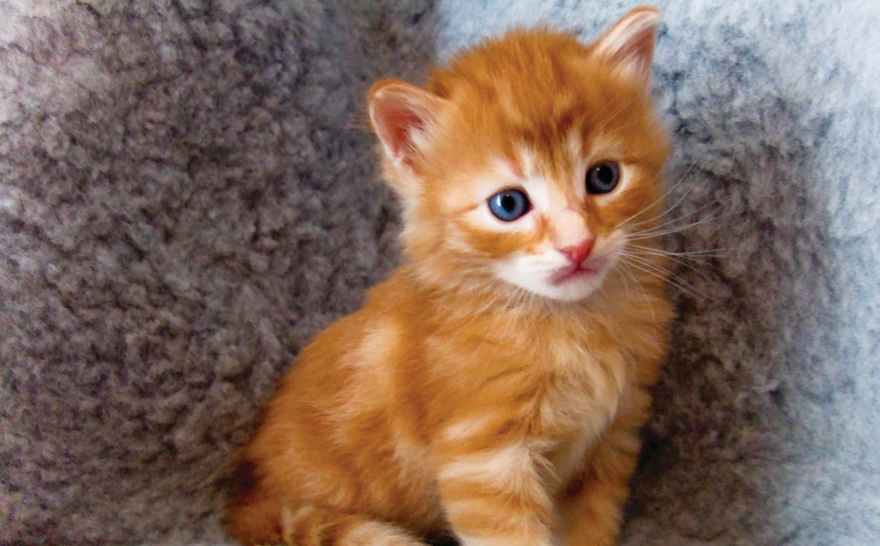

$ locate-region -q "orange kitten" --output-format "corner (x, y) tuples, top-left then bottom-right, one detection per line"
(226, 7), (672, 546)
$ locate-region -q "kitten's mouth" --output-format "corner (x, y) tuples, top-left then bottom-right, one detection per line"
(550, 261), (603, 285)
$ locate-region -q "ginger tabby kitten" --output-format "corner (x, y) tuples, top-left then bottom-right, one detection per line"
(227, 7), (672, 546)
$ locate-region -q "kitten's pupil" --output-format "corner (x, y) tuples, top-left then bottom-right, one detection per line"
(488, 189), (530, 221)
(586, 162), (620, 194)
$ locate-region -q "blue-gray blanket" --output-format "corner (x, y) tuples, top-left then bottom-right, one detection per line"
(2, 1), (878, 544)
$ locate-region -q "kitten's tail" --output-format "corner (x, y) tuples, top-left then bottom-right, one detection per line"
(227, 498), (426, 546)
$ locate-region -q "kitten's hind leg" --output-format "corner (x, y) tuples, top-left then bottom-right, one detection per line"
(228, 498), (427, 546)
(225, 460), (430, 546)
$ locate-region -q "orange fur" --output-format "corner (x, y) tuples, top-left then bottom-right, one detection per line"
(227, 7), (673, 546)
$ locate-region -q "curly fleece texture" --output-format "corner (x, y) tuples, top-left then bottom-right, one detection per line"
(1, 0), (879, 544)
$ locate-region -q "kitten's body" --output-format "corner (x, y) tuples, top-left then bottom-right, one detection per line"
(227, 8), (672, 546)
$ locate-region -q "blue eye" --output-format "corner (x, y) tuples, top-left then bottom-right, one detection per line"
(488, 189), (531, 221)
(586, 162), (620, 194)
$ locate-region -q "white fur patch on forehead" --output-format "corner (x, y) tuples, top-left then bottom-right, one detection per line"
(515, 133), (632, 200)
(567, 130), (583, 159)
(517, 145), (538, 178)
(511, 145), (567, 213)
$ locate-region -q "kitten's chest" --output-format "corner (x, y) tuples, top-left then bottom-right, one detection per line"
(532, 330), (633, 486)
(539, 376), (630, 492)
(537, 325), (630, 422)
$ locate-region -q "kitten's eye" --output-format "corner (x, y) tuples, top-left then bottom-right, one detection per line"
(586, 162), (620, 194)
(488, 189), (531, 221)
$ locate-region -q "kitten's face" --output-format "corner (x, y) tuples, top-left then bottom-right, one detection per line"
(445, 142), (643, 302)
(430, 120), (665, 302)
(370, 19), (669, 302)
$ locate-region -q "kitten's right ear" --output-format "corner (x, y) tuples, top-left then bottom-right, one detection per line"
(368, 80), (447, 173)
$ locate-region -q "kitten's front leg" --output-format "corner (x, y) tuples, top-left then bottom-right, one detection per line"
(559, 414), (645, 546)
(432, 430), (559, 546)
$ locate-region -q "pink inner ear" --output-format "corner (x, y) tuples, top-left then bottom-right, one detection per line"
(374, 97), (427, 161)
(370, 85), (442, 168)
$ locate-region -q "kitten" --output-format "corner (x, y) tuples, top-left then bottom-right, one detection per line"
(226, 7), (672, 546)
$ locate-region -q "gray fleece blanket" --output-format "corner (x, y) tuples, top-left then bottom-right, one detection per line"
(1, 0), (878, 544)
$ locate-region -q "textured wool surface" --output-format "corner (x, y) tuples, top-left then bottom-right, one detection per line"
(1, 0), (878, 545)
(0, 0), (434, 542)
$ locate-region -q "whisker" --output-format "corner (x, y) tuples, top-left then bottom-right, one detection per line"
(624, 209), (727, 240)
(616, 162), (698, 231)
(622, 248), (716, 286)
(626, 195), (731, 239)
(623, 262), (705, 301)
(625, 243), (728, 260)
(619, 253), (714, 301)
(617, 260), (656, 323)
(626, 197), (723, 237)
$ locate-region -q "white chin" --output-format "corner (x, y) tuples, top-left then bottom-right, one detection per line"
(497, 267), (611, 302)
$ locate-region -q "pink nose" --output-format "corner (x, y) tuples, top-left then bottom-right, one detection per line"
(558, 239), (594, 265)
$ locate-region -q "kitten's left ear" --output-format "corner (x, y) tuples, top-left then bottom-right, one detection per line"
(593, 6), (661, 84)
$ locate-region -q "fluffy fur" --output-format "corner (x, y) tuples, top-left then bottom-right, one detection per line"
(227, 8), (672, 546)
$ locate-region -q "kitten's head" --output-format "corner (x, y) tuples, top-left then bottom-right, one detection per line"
(369, 7), (669, 302)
